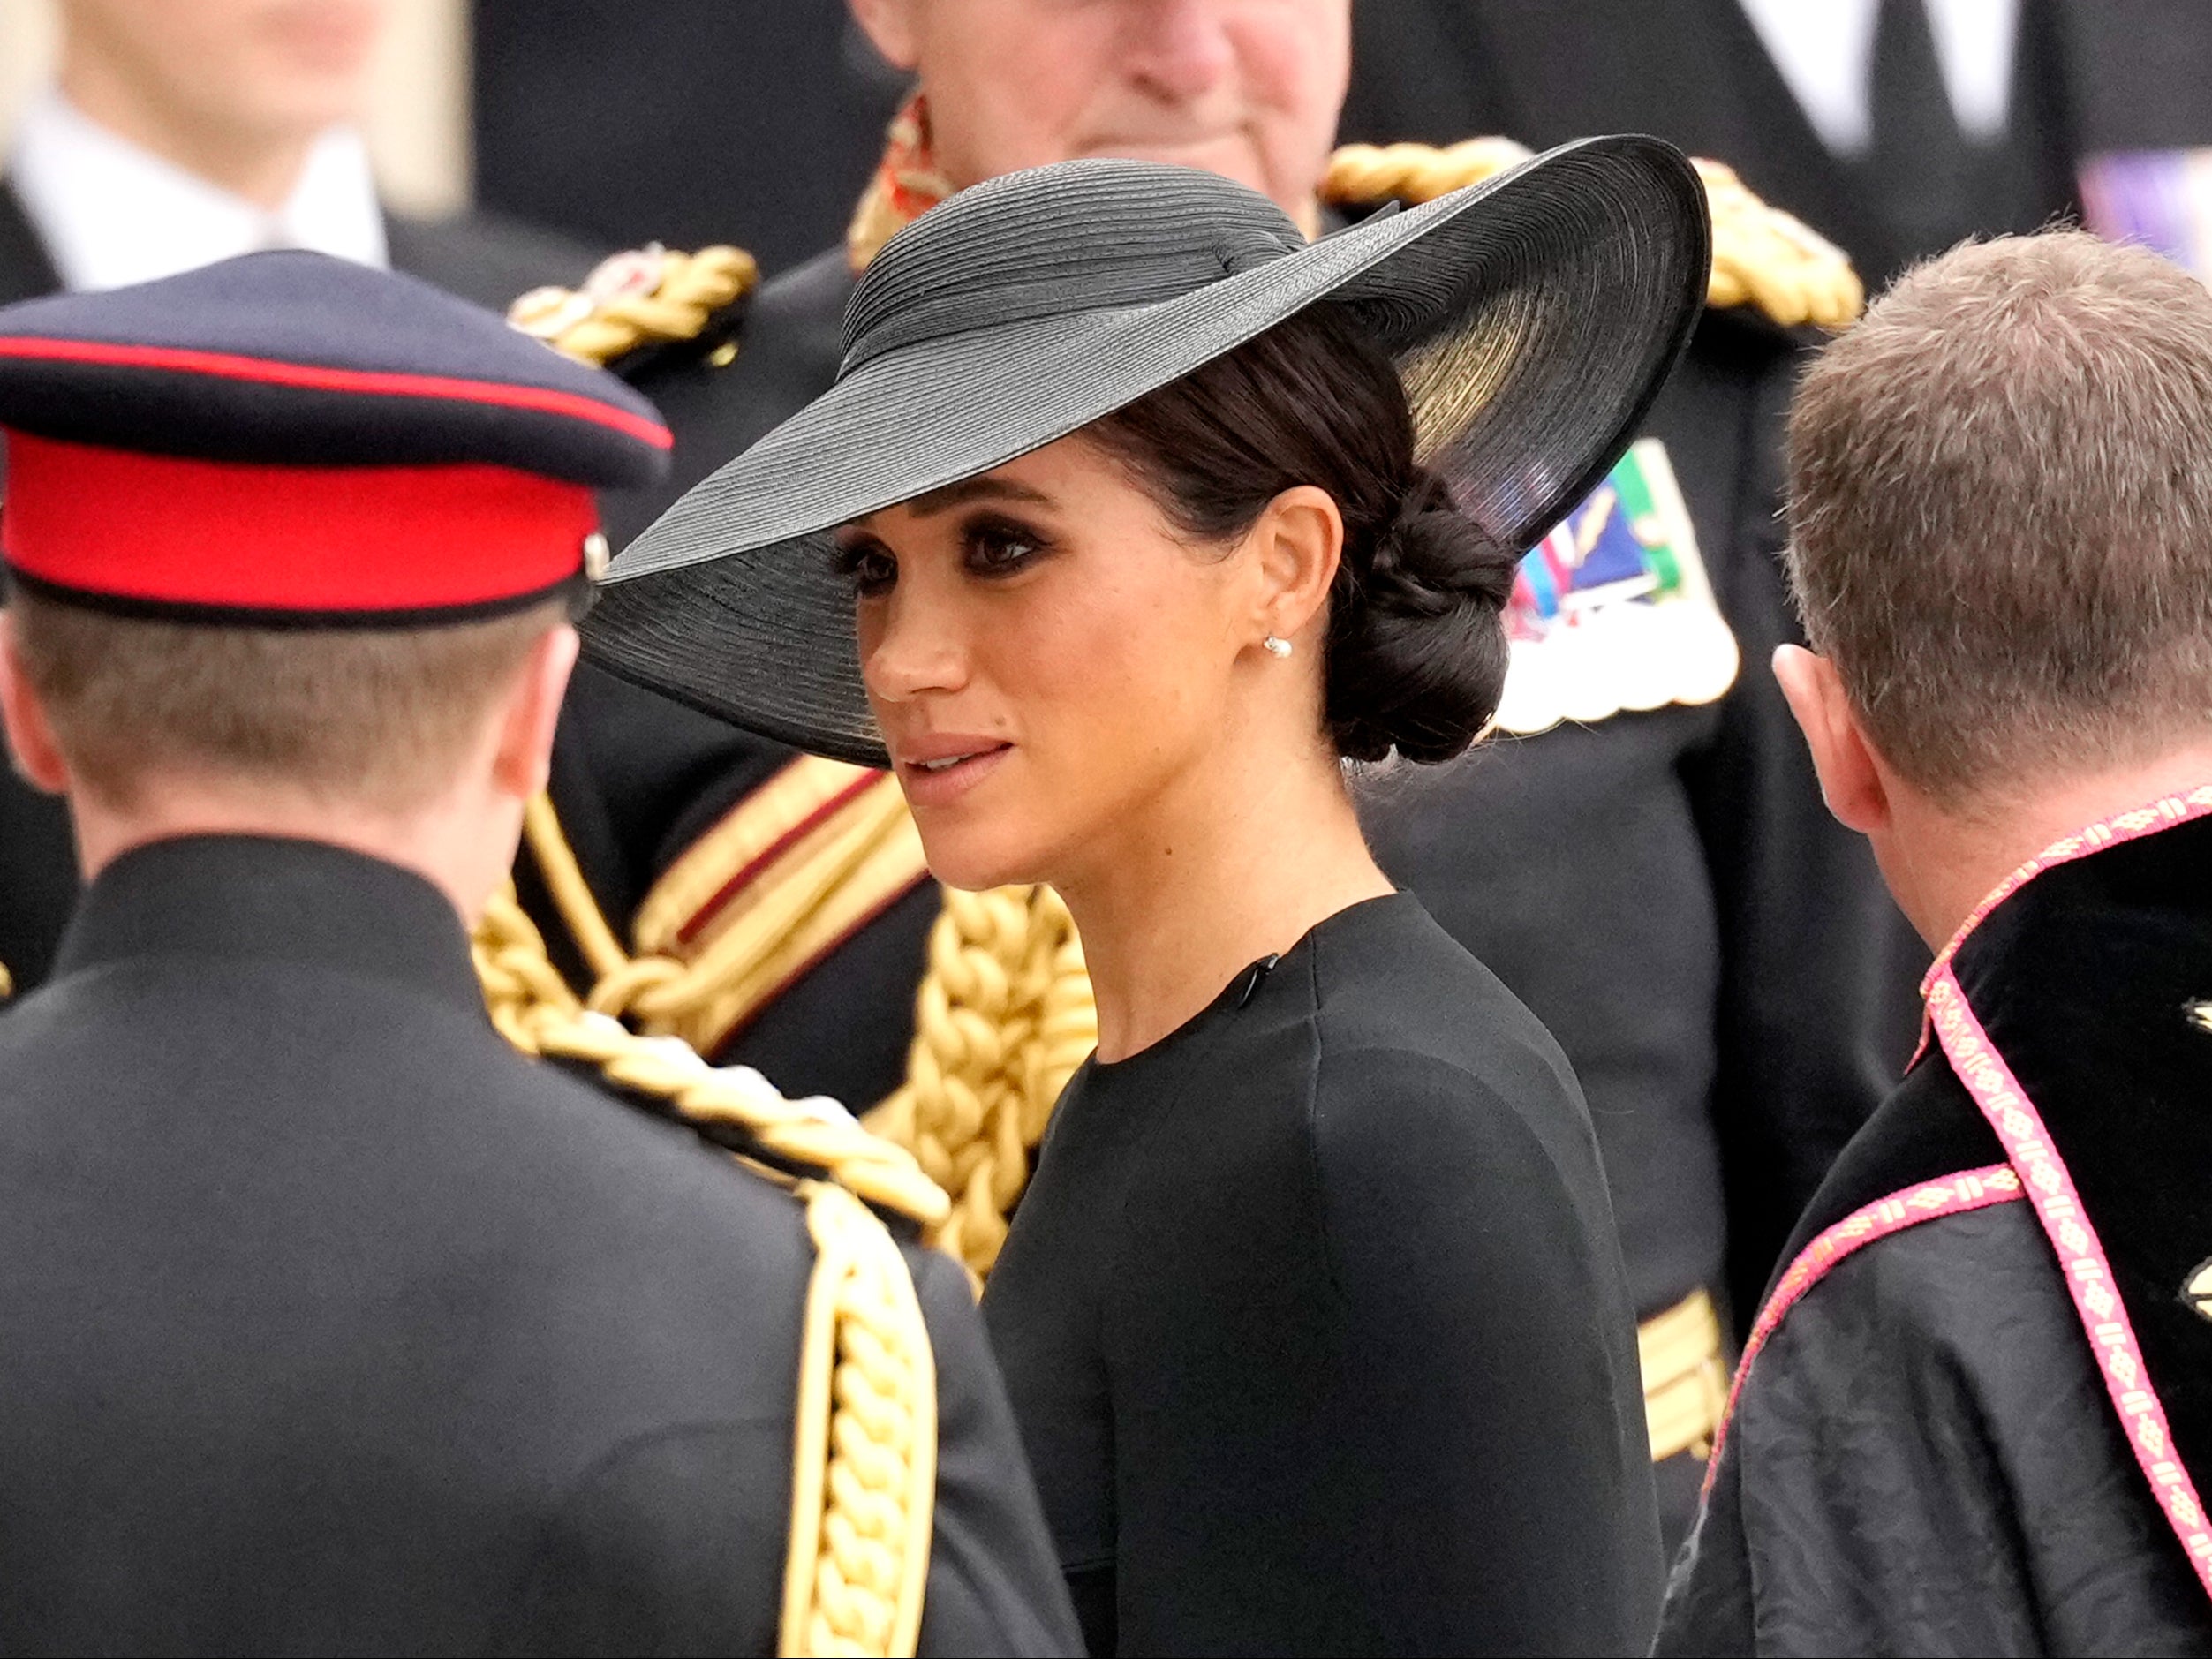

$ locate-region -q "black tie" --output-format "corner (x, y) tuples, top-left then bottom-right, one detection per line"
(1861, 0), (1981, 274)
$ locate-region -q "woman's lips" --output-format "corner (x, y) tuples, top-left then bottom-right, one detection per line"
(895, 742), (1013, 807)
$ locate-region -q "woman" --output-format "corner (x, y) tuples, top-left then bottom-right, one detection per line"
(588, 146), (1709, 1655)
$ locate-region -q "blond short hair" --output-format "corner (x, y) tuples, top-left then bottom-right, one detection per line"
(1786, 230), (2212, 802)
(9, 589), (564, 811)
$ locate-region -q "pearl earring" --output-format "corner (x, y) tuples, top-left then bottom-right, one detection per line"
(1263, 635), (1293, 659)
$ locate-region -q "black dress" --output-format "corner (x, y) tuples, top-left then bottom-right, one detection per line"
(981, 892), (1664, 1656)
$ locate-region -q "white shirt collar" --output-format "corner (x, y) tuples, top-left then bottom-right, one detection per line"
(1736, 0), (2021, 156)
(8, 87), (388, 293)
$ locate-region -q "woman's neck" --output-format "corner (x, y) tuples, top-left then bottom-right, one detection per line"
(1057, 739), (1394, 1062)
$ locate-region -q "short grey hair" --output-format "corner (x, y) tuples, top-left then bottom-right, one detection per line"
(1785, 229), (2212, 802)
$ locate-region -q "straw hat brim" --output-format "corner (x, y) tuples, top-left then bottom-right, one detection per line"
(587, 137), (1710, 767)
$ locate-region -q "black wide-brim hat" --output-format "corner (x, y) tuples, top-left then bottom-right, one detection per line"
(589, 139), (1710, 767)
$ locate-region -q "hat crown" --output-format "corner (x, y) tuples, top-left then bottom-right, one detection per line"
(840, 158), (1305, 376)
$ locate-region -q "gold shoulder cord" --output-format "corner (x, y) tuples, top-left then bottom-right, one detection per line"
(1322, 141), (1866, 329)
(478, 886), (944, 1658)
(509, 244), (760, 369)
(499, 785), (1091, 1280)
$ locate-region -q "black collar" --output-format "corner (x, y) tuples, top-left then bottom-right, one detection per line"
(52, 833), (486, 1017)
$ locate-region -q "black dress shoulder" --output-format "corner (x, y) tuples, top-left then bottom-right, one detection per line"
(981, 891), (1664, 1656)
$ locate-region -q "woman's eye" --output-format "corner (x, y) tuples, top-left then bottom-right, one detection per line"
(835, 542), (897, 595)
(965, 522), (1046, 577)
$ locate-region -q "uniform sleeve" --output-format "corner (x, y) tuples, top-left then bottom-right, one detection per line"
(907, 1247), (1086, 1658)
(492, 1249), (1080, 1658)
(1658, 1203), (2211, 1656)
(1301, 1047), (1665, 1655)
(1684, 351), (1927, 1318)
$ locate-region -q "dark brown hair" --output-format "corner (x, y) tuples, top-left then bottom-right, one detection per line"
(9, 589), (565, 810)
(1087, 302), (1517, 764)
(1788, 230), (2212, 800)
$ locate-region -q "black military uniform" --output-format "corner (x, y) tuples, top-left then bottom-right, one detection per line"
(1661, 796), (2212, 1652)
(0, 177), (600, 1001)
(0, 252), (1077, 1655)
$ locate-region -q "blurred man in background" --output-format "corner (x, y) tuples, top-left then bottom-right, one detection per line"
(504, 0), (1918, 1559)
(0, 0), (596, 999)
(1340, 0), (2078, 287)
(2, 0), (590, 305)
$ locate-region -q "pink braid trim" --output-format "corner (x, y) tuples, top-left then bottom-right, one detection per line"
(1928, 969), (2212, 1601)
(1702, 1163), (2022, 1497)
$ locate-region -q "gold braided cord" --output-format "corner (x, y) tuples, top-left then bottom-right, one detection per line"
(781, 1180), (939, 1658)
(474, 880), (585, 1043)
(863, 886), (1096, 1278)
(494, 789), (1095, 1280)
(509, 245), (759, 369)
(510, 781), (928, 1053)
(605, 780), (922, 1043)
(524, 792), (631, 983)
(477, 883), (949, 1228)
(1322, 140), (1865, 329)
(475, 890), (943, 1656)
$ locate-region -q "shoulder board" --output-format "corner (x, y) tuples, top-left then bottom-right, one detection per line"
(1694, 158), (1863, 330)
(1322, 140), (1864, 331)
(508, 241), (759, 375)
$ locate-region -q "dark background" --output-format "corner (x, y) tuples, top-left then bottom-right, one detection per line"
(472, 0), (904, 274)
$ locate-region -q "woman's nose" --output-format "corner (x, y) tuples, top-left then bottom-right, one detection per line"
(862, 583), (971, 704)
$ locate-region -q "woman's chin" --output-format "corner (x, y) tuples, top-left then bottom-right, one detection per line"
(914, 826), (1046, 895)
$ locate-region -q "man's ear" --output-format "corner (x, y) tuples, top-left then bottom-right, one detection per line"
(0, 613), (72, 795)
(1773, 643), (1891, 835)
(1250, 484), (1344, 652)
(849, 0), (923, 71)
(489, 622), (579, 801)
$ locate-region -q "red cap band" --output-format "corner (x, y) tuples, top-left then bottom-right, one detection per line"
(2, 431), (600, 618)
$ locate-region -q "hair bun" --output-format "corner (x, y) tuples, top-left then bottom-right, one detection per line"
(1325, 468), (1518, 765)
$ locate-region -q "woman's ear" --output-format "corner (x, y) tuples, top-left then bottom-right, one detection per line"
(1250, 485), (1344, 648)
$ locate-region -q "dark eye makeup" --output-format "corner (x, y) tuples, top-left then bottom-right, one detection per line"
(832, 533), (899, 597)
(834, 511), (1059, 598)
(961, 512), (1056, 577)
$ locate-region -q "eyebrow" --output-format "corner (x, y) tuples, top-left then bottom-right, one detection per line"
(859, 475), (1055, 524)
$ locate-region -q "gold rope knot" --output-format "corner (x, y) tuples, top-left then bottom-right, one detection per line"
(510, 242), (759, 369)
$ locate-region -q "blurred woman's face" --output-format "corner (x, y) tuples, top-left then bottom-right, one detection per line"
(840, 435), (1254, 893)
